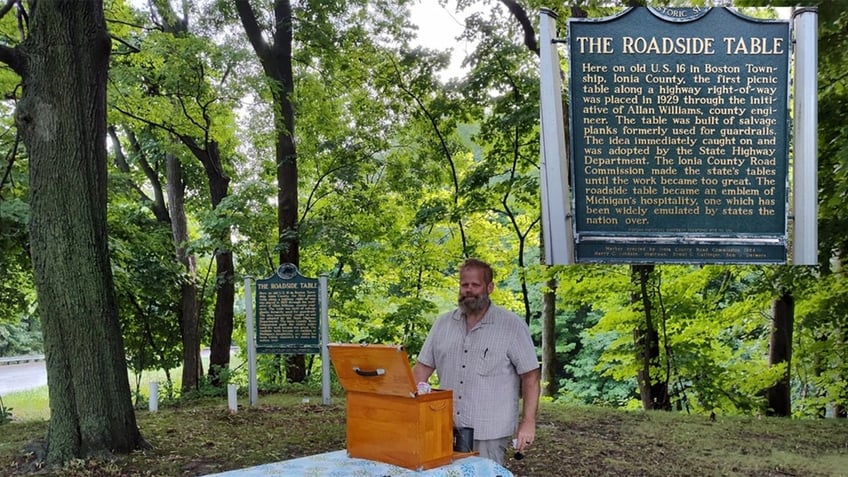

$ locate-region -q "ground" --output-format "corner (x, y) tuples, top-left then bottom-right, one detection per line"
(1, 393), (846, 476)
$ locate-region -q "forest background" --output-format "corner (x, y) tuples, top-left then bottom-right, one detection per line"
(0, 0), (847, 466)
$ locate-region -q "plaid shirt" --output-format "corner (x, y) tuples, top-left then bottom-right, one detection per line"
(416, 304), (539, 440)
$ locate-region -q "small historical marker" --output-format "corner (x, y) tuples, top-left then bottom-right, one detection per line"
(255, 263), (320, 354)
(568, 7), (790, 263)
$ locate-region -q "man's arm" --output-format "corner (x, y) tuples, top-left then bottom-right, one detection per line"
(412, 362), (434, 384)
(515, 367), (541, 451)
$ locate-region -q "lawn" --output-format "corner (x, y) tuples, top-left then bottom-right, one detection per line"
(1, 389), (847, 476)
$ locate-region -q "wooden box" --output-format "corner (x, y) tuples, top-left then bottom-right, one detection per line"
(328, 343), (454, 470)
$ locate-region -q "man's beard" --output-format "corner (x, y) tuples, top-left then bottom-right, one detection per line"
(458, 293), (490, 314)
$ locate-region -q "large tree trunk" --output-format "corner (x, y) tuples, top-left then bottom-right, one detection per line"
(270, 4), (306, 384)
(766, 291), (794, 417)
(10, 0), (142, 463)
(166, 153), (202, 392)
(236, 0), (305, 383)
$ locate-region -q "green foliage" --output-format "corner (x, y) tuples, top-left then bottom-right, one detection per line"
(0, 137), (34, 334)
(120, 0), (848, 418)
(793, 272), (848, 417)
(553, 264), (819, 415)
(108, 201), (185, 375)
(559, 327), (639, 407)
(0, 395), (12, 425)
(0, 317), (42, 356)
(0, 0), (34, 353)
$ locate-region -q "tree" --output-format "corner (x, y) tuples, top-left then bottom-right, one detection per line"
(110, 0), (250, 387)
(108, 126), (199, 392)
(0, 0), (142, 464)
(767, 290), (793, 416)
(631, 265), (670, 410)
(235, 0), (306, 382)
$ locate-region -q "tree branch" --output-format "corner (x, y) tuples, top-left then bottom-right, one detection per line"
(0, 44), (22, 74)
(0, 131), (20, 196)
(235, 0), (273, 63)
(0, 0), (15, 21)
(500, 0), (538, 56)
(0, 0), (25, 72)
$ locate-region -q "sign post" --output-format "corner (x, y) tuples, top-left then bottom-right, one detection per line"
(320, 274), (331, 405)
(540, 7), (574, 265)
(792, 8), (818, 265)
(245, 276), (258, 406)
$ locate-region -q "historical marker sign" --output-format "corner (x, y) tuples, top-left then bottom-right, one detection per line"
(568, 7), (790, 263)
(255, 263), (320, 354)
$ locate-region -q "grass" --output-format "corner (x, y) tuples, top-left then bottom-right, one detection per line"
(1, 387), (48, 422)
(1, 369), (195, 422)
(0, 390), (846, 477)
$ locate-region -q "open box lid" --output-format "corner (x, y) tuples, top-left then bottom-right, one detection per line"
(327, 343), (417, 398)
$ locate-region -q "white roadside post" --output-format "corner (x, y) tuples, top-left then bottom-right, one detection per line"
(149, 381), (158, 412)
(227, 383), (238, 413)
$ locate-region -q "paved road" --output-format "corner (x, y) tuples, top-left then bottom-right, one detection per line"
(0, 348), (224, 395)
(0, 360), (47, 395)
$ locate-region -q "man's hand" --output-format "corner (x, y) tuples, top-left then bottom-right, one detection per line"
(516, 368), (541, 452)
(515, 419), (536, 452)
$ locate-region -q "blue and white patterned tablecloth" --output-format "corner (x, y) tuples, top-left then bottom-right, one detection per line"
(204, 450), (513, 477)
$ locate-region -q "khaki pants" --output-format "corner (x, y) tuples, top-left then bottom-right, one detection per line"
(474, 436), (512, 465)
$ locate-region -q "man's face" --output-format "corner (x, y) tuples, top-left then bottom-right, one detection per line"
(458, 267), (493, 314)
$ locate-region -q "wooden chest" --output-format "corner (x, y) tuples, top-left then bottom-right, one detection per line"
(328, 343), (454, 470)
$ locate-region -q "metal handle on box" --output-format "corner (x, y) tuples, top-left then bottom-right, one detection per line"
(353, 367), (385, 377)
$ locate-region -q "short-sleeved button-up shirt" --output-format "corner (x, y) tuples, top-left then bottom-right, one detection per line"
(416, 304), (539, 440)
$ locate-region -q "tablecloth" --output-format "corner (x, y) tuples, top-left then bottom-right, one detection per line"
(204, 449), (514, 476)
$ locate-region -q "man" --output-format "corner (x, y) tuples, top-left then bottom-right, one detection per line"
(413, 258), (541, 464)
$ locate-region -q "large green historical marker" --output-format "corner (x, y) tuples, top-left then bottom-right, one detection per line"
(567, 7), (790, 263)
(255, 263), (320, 354)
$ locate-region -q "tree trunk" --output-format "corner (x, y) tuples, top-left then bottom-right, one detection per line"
(631, 265), (669, 411)
(11, 0), (142, 463)
(236, 0), (305, 383)
(277, 101), (305, 381)
(166, 153), (202, 392)
(182, 139), (234, 385)
(209, 249), (235, 382)
(766, 291), (794, 417)
(541, 278), (559, 397)
(270, 6), (306, 384)
(171, 145), (235, 387)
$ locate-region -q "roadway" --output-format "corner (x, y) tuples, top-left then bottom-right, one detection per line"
(0, 359), (47, 394)
(0, 348), (222, 395)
